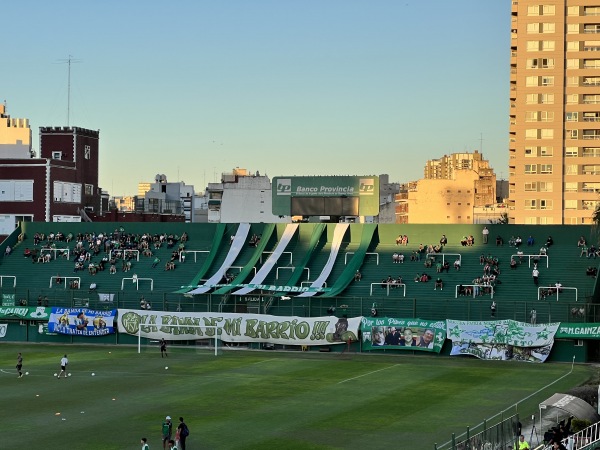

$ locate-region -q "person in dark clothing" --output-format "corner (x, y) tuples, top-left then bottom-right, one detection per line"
(177, 417), (189, 450)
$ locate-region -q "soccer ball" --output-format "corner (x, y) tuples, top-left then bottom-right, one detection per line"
(54, 373), (57, 377)
(91, 373), (95, 376)
(68, 373), (72, 377)
(165, 366), (168, 370)
(25, 372), (29, 375)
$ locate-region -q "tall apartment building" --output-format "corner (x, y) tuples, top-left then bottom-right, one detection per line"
(509, 1), (600, 224)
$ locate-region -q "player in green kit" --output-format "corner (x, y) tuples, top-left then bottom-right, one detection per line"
(162, 416), (172, 450)
(141, 437), (149, 450)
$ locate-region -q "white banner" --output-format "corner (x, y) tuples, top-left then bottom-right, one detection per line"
(117, 309), (360, 345)
(0, 323), (7, 338)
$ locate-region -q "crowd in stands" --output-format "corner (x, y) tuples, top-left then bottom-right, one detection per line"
(17, 229), (190, 289)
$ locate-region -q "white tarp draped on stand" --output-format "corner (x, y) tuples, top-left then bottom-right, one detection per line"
(188, 223), (251, 295)
(231, 223), (299, 296)
(298, 223), (349, 297)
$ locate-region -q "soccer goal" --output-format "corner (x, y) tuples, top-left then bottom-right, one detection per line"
(137, 324), (223, 356)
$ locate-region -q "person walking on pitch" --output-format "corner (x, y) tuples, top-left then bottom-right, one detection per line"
(58, 354), (69, 378)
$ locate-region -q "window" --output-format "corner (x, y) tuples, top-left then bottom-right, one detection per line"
(585, 7), (600, 16)
(584, 59), (600, 69)
(541, 76), (554, 86)
(567, 94), (579, 104)
(583, 182), (600, 193)
(565, 147), (579, 157)
(525, 182), (537, 191)
(583, 147), (600, 156)
(584, 77), (600, 86)
(567, 41), (580, 52)
(565, 165), (579, 175)
(567, 6), (579, 16)
(583, 112), (600, 122)
(585, 25), (600, 34)
(527, 23), (539, 34)
(567, 129), (579, 139)
(541, 58), (554, 68)
(542, 5), (555, 15)
(583, 130), (600, 140)
(526, 94), (538, 104)
(540, 146), (553, 156)
(84, 145), (91, 160)
(525, 147), (535, 157)
(566, 59), (579, 69)
(527, 58), (539, 69)
(525, 199), (537, 209)
(539, 164), (553, 173)
(525, 129), (538, 140)
(526, 76), (539, 87)
(84, 184), (94, 196)
(540, 129), (553, 139)
(525, 217), (537, 225)
(565, 182), (578, 192)
(527, 5), (539, 16)
(527, 41), (539, 51)
(566, 112), (578, 122)
(540, 112), (553, 122)
(539, 199), (552, 210)
(567, 24), (579, 34)
(540, 93), (554, 104)
(542, 23), (555, 33)
(52, 151), (62, 160)
(565, 200), (578, 209)
(584, 94), (600, 104)
(525, 111), (538, 122)
(567, 76), (579, 87)
(542, 41), (555, 51)
(539, 182), (552, 192)
(524, 164), (537, 174)
(584, 41), (600, 51)
(583, 165), (600, 175)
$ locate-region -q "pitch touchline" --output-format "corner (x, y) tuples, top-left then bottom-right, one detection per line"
(337, 364), (400, 384)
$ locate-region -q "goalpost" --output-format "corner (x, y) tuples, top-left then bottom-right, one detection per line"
(137, 324), (222, 356)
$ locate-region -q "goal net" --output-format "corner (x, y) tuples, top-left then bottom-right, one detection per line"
(137, 324), (223, 356)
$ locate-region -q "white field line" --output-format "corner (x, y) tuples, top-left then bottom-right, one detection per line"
(337, 364), (400, 384)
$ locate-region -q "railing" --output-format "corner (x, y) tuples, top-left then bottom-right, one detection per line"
(41, 248), (70, 260)
(49, 276), (80, 289)
(344, 252), (379, 265)
(537, 286), (578, 302)
(511, 254), (549, 268)
(121, 276), (154, 291)
(370, 282), (406, 297)
(276, 266), (309, 280)
(260, 251), (292, 265)
(0, 276), (16, 288)
(539, 421), (600, 450)
(455, 284), (494, 299)
(181, 250), (209, 263)
(229, 266), (257, 276)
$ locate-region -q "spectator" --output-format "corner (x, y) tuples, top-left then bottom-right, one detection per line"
(546, 235), (554, 247)
(496, 235), (504, 246)
(577, 236), (587, 247)
(454, 258), (461, 271)
(510, 258), (517, 269)
(490, 301), (497, 318)
(527, 236), (534, 246)
(4, 245), (12, 256)
(532, 267), (540, 285)
(434, 278), (443, 290)
(439, 235), (447, 247)
(395, 235), (402, 245)
(482, 226), (489, 244)
(354, 270), (362, 282)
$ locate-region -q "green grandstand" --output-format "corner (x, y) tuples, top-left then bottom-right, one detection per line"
(0, 222), (599, 360)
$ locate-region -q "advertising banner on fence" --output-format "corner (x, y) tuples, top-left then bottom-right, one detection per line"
(117, 309), (361, 345)
(446, 319), (560, 363)
(556, 323), (600, 339)
(360, 317), (446, 352)
(0, 306), (50, 321)
(47, 308), (117, 336)
(0, 323), (7, 338)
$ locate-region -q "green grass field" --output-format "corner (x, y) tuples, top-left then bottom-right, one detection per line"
(0, 343), (594, 450)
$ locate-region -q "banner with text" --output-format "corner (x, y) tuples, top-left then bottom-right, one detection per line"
(0, 306), (50, 321)
(360, 317), (446, 352)
(179, 283), (331, 293)
(556, 323), (600, 339)
(117, 309), (360, 345)
(47, 307), (116, 336)
(446, 319), (560, 363)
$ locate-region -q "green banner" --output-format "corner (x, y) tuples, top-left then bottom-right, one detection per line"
(556, 323), (600, 339)
(0, 306), (51, 320)
(360, 317), (445, 352)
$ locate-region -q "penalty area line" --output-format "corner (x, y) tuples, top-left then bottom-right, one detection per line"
(337, 364), (401, 384)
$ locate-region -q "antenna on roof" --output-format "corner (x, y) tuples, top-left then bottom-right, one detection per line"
(56, 55), (82, 126)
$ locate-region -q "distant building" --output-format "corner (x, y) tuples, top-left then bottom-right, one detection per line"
(137, 182), (151, 197)
(0, 108), (101, 235)
(142, 174), (195, 222)
(206, 168), (287, 223)
(399, 151), (499, 224)
(509, 1), (600, 224)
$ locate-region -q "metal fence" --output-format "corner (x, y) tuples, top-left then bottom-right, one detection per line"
(434, 413), (520, 450)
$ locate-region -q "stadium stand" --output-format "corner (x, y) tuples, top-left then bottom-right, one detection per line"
(0, 222), (597, 323)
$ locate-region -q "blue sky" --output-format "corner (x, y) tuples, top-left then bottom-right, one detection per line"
(3, 1), (510, 196)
